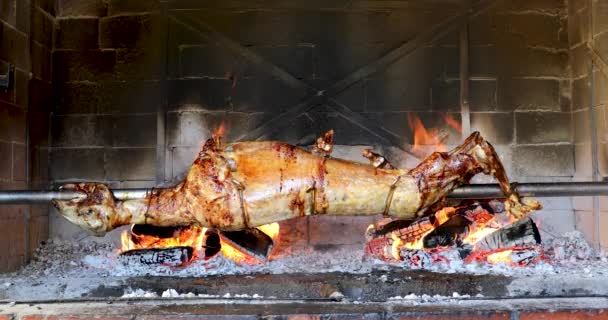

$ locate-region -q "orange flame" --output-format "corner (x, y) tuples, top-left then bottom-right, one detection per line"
(486, 249), (513, 264)
(120, 226), (207, 264)
(220, 223), (280, 264)
(407, 113), (463, 157)
(213, 122), (226, 138)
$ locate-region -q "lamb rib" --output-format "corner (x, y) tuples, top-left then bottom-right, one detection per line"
(52, 131), (541, 236)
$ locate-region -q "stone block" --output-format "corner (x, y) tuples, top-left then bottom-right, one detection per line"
(497, 46), (568, 78)
(308, 215), (379, 246)
(55, 17), (99, 50)
(497, 78), (560, 111)
(99, 14), (160, 49)
(49, 148), (105, 180)
(575, 210), (596, 247)
(568, 6), (589, 47)
(469, 80), (497, 112)
(316, 43), (392, 82)
(569, 0), (587, 13)
(168, 146), (198, 179)
(31, 146), (49, 182)
(574, 109), (591, 143)
(0, 142), (11, 180)
(594, 0), (608, 35)
(29, 112), (50, 148)
(0, 0), (16, 27)
(28, 215), (49, 256)
(600, 142), (608, 177)
(167, 78), (307, 113)
(34, 0), (56, 16)
(515, 111), (571, 144)
(572, 76), (590, 111)
(31, 6), (54, 48)
(574, 143), (593, 179)
(11, 143), (25, 181)
(365, 111), (462, 146)
(498, 12), (567, 49)
(502, 0), (565, 14)
(249, 111), (317, 145)
(531, 209), (575, 239)
(107, 0), (160, 15)
(570, 43), (590, 79)
(470, 45), (497, 77)
(366, 76), (431, 112)
(53, 50), (117, 82)
(333, 81), (364, 112)
(431, 80), (459, 112)
(0, 22), (29, 71)
(31, 41), (52, 81)
(470, 112), (514, 145)
(0, 101), (26, 143)
(309, 111), (383, 146)
(105, 147), (156, 180)
(29, 78), (53, 112)
(114, 48), (162, 80)
(51, 115), (108, 147)
(55, 80), (161, 114)
(594, 70), (608, 107)
(381, 46), (444, 82)
(14, 69), (28, 108)
(513, 145), (574, 177)
(179, 44), (314, 81)
(469, 13), (496, 46)
(57, 0), (106, 17)
(109, 114), (156, 147)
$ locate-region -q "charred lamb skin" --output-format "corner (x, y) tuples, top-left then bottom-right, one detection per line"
(53, 131), (541, 236)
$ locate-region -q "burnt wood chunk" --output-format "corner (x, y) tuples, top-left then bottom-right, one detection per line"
(423, 202), (496, 249)
(219, 228), (274, 262)
(120, 246), (193, 266)
(475, 217), (541, 251)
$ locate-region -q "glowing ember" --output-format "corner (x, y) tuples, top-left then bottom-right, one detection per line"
(486, 250), (513, 264)
(220, 223), (280, 264)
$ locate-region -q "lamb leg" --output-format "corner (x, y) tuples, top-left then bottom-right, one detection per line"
(53, 131), (540, 235)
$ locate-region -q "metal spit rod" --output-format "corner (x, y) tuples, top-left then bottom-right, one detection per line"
(0, 182), (607, 204)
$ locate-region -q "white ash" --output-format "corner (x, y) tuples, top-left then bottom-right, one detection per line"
(3, 229), (608, 302)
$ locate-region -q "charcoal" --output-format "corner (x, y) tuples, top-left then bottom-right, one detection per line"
(423, 203), (495, 249)
(119, 246), (193, 266)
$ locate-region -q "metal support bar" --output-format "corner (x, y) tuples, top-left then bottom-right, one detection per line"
(1, 182), (607, 204)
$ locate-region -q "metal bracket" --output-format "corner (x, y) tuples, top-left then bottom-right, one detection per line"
(0, 64), (14, 90)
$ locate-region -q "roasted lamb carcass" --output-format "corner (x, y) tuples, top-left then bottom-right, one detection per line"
(53, 131), (540, 236)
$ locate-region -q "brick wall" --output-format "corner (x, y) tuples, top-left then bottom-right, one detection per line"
(568, 0), (608, 251)
(49, 0), (576, 248)
(0, 0), (54, 272)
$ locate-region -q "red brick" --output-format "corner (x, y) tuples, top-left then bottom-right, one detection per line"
(393, 313), (509, 320)
(520, 310), (608, 320)
(0, 314), (14, 320)
(22, 316), (134, 320)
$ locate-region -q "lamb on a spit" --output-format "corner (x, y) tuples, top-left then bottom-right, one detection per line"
(53, 131), (541, 236)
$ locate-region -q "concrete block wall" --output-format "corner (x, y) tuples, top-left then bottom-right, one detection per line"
(48, 0), (576, 248)
(568, 0), (608, 251)
(0, 0), (54, 272)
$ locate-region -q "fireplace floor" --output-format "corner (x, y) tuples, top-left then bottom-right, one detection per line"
(1, 231), (608, 302)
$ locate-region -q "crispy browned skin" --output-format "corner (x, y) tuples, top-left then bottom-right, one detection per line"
(53, 131), (540, 235)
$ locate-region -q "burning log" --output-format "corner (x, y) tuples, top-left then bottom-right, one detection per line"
(219, 228), (274, 262)
(119, 246), (193, 267)
(474, 217), (541, 252)
(52, 131), (541, 238)
(422, 202), (497, 249)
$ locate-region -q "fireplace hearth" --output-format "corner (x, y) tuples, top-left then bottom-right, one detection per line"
(3, 0), (608, 318)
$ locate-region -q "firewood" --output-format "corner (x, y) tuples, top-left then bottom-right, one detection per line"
(474, 217), (541, 251)
(119, 246), (193, 266)
(52, 131), (541, 236)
